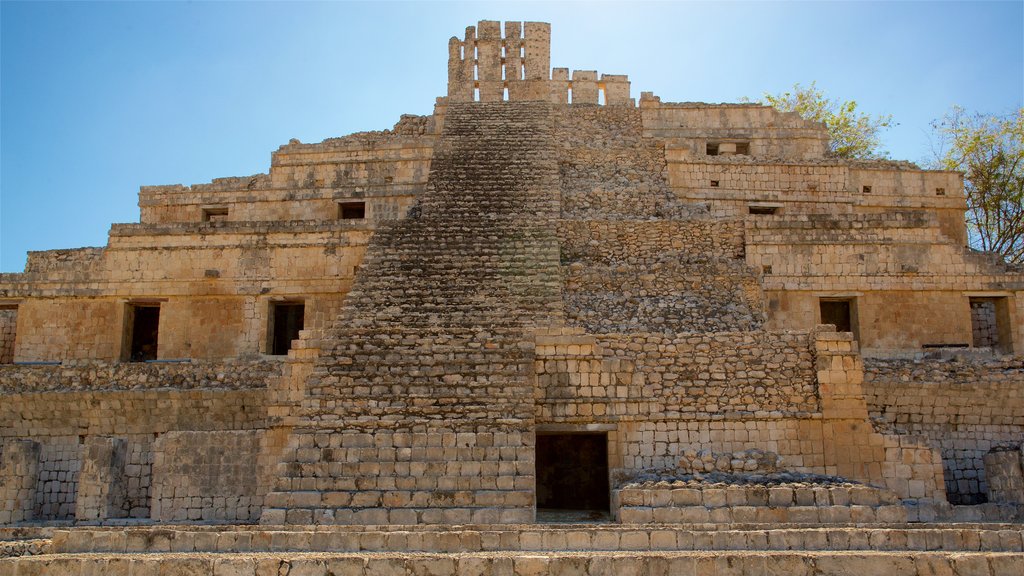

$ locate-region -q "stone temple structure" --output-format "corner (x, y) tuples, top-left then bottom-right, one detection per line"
(2, 20), (1023, 574)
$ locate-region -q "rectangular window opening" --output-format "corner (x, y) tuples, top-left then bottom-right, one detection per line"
(819, 298), (858, 340)
(734, 142), (750, 155)
(862, 185), (872, 194)
(936, 187), (946, 196)
(125, 304), (160, 362)
(338, 201), (366, 220)
(748, 205), (779, 215)
(269, 301), (305, 355)
(0, 305), (18, 364)
(202, 206), (229, 222)
(710, 180), (720, 188)
(970, 297), (1013, 353)
(706, 142), (720, 156)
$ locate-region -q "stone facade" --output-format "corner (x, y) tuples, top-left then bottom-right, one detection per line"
(0, 19), (1022, 554)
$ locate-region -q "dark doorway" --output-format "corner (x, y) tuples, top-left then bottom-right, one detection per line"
(128, 305), (160, 362)
(536, 433), (610, 515)
(820, 298), (856, 336)
(338, 201), (366, 220)
(269, 302), (305, 355)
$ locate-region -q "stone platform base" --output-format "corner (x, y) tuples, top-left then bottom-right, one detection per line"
(3, 522), (1023, 574)
(4, 550), (1023, 575)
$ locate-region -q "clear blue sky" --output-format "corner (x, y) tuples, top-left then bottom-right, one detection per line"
(2, 1), (1022, 272)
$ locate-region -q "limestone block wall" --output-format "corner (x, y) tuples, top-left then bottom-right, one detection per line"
(11, 298), (122, 362)
(75, 437), (128, 522)
(555, 106), (699, 220)
(0, 440), (40, 524)
(536, 328), (946, 501)
(615, 482), (906, 524)
(140, 124), (433, 225)
(0, 360), (273, 522)
(864, 358), (1024, 504)
(0, 359), (280, 394)
(536, 331), (818, 423)
(984, 448), (1024, 504)
(746, 213), (1023, 354)
(664, 153), (966, 243)
(34, 441), (80, 520)
(558, 220), (745, 263)
(2, 225), (368, 362)
(640, 100), (830, 160)
(150, 431), (268, 522)
(0, 308), (16, 364)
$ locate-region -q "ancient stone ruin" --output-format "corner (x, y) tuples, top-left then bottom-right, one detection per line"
(2, 20), (1023, 574)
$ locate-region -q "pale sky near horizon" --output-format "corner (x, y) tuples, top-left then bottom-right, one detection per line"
(2, 0), (1022, 272)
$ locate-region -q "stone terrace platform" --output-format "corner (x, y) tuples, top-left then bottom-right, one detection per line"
(3, 522), (1024, 574)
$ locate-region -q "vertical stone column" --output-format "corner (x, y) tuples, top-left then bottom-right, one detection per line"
(504, 21), (523, 101)
(522, 21), (551, 100)
(447, 37), (472, 103)
(523, 22), (550, 80)
(571, 70), (599, 105)
(75, 437), (128, 522)
(549, 68), (570, 104)
(602, 74), (632, 106)
(0, 440), (40, 525)
(476, 20), (503, 102)
(462, 26), (477, 100)
(814, 328), (945, 501)
(984, 447), (1024, 504)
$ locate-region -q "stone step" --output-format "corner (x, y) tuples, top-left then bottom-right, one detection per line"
(5, 550), (1023, 576)
(41, 523), (1024, 554)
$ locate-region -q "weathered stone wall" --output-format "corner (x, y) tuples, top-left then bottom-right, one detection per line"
(555, 106), (702, 220)
(140, 119), (433, 225)
(151, 431), (267, 522)
(0, 440), (40, 524)
(0, 360), (274, 521)
(640, 100), (830, 160)
(984, 448), (1024, 504)
(536, 331), (818, 422)
(2, 225), (367, 361)
(615, 482), (906, 524)
(864, 358), (1024, 503)
(0, 308), (16, 364)
(75, 437), (128, 522)
(0, 359), (281, 394)
(558, 220), (745, 263)
(534, 329), (945, 501)
(746, 213), (1023, 355)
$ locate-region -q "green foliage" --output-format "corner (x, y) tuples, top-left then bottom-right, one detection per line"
(753, 82), (893, 159)
(933, 107), (1024, 264)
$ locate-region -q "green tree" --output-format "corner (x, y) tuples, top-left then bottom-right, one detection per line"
(751, 82), (893, 159)
(933, 107), (1024, 264)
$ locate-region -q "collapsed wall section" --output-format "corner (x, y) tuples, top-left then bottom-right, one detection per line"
(864, 357), (1024, 504)
(0, 361), (276, 522)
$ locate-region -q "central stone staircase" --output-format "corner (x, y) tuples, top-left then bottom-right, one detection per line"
(262, 102), (564, 526)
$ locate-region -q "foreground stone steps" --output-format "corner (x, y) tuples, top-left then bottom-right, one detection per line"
(40, 523), (1024, 554)
(5, 550), (1023, 576)
(11, 551), (1024, 576)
